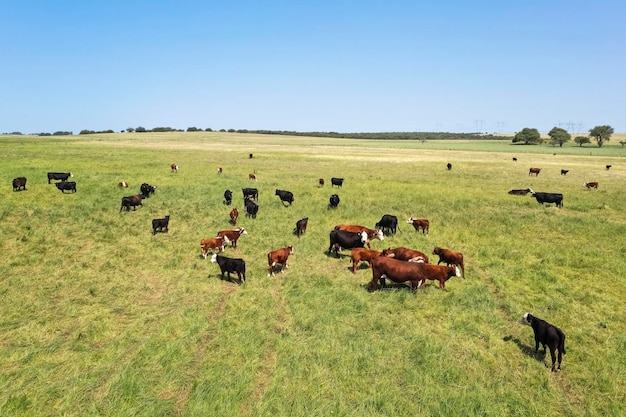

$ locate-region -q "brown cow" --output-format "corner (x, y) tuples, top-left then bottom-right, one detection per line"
(433, 246), (465, 278)
(267, 245), (294, 276)
(529, 167), (541, 176)
(318, 178), (324, 187)
(406, 217), (429, 235)
(117, 181), (129, 188)
(217, 167), (223, 174)
(171, 163), (178, 173)
(200, 236), (228, 258)
(381, 247), (429, 263)
(334, 224), (384, 248)
(419, 264), (462, 289)
(369, 256), (428, 292)
(583, 181), (598, 190)
(350, 248), (381, 273)
(248, 173), (257, 181)
(229, 208), (239, 225)
(217, 227), (247, 249)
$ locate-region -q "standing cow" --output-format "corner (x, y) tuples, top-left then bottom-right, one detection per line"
(376, 214), (398, 235)
(295, 217), (308, 237)
(12, 177), (27, 191)
(520, 313), (566, 372)
(267, 246), (294, 276)
(224, 189), (233, 205)
(275, 189), (294, 206)
(328, 194), (340, 208)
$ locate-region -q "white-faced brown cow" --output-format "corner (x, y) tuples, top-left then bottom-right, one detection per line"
(433, 246), (465, 278)
(117, 181), (129, 188)
(267, 245), (294, 277)
(584, 181), (598, 190)
(217, 227), (247, 249)
(249, 173), (257, 181)
(171, 163), (178, 173)
(406, 217), (429, 235)
(217, 167), (223, 174)
(200, 236), (228, 258)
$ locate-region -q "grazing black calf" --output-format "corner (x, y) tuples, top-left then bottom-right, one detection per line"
(152, 215), (170, 235)
(224, 189), (233, 205)
(140, 183), (156, 197)
(329, 194), (340, 208)
(55, 181), (77, 193)
(520, 312), (566, 372)
(211, 253), (246, 283)
(295, 217), (308, 237)
(275, 189), (294, 206)
(12, 177), (27, 191)
(245, 197), (258, 218)
(47, 172), (73, 183)
(606, 164), (612, 170)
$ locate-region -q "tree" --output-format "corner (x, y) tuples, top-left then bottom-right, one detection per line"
(574, 136), (590, 147)
(588, 125), (614, 147)
(136, 126), (147, 132)
(548, 127), (571, 147)
(127, 127), (135, 133)
(512, 128), (541, 145)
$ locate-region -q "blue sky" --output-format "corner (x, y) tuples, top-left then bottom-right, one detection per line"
(2, 1), (625, 134)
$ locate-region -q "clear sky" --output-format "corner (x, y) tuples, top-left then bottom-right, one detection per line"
(2, 1), (625, 134)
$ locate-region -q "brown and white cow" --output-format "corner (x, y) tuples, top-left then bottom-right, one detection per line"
(583, 181), (598, 190)
(350, 248), (382, 273)
(217, 167), (223, 174)
(433, 246), (465, 278)
(318, 178), (324, 187)
(334, 225), (384, 248)
(229, 207), (239, 225)
(406, 217), (429, 235)
(267, 245), (294, 276)
(117, 181), (129, 188)
(529, 167), (541, 176)
(200, 236), (228, 258)
(217, 227), (247, 249)
(369, 256), (428, 292)
(419, 264), (462, 289)
(248, 173), (257, 181)
(171, 163), (178, 173)
(381, 247), (429, 263)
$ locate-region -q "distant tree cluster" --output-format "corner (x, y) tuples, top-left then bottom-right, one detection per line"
(79, 129), (114, 135)
(513, 124), (614, 148)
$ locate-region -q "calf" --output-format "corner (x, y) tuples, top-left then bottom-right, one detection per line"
(55, 181), (77, 193)
(529, 167), (541, 176)
(200, 236), (228, 258)
(47, 172), (73, 183)
(520, 312), (566, 372)
(217, 227), (247, 249)
(606, 164), (611, 170)
(224, 189), (233, 205)
(242, 187), (258, 201)
(560, 169), (569, 176)
(117, 181), (129, 188)
(432, 246), (465, 277)
(12, 177), (27, 191)
(331, 177), (344, 188)
(419, 264), (461, 289)
(248, 173), (257, 181)
(328, 230), (367, 257)
(512, 157), (518, 162)
(120, 194), (143, 211)
(171, 163), (178, 173)
(295, 217), (308, 237)
(152, 215), (170, 235)
(328, 194), (340, 208)
(350, 248), (381, 273)
(229, 207), (239, 225)
(508, 188), (533, 196)
(140, 182), (156, 197)
(381, 247), (429, 263)
(446, 163), (452, 170)
(376, 214), (398, 235)
(275, 189), (294, 206)
(583, 181), (598, 190)
(267, 245), (294, 276)
(211, 253), (246, 284)
(217, 167), (223, 174)
(318, 178), (324, 187)
(407, 217), (429, 235)
(531, 191), (563, 208)
(245, 198), (259, 218)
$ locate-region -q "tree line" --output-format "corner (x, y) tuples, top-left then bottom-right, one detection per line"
(513, 125), (619, 148)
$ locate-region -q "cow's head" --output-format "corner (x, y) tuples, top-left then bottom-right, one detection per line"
(381, 248), (395, 258)
(433, 246), (442, 255)
(287, 245), (294, 254)
(372, 229), (384, 241)
(359, 231), (368, 243)
(238, 227), (247, 235)
(519, 312), (533, 326)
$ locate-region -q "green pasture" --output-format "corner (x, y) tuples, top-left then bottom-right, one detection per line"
(1, 132), (625, 416)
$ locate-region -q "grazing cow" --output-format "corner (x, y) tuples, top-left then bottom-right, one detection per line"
(329, 194), (340, 208)
(55, 181), (77, 193)
(117, 181), (129, 188)
(12, 177), (27, 191)
(530, 191), (563, 208)
(560, 169), (569, 176)
(369, 256), (428, 292)
(200, 236), (228, 258)
(211, 253), (246, 284)
(275, 189), (294, 206)
(334, 225), (384, 248)
(584, 181), (598, 190)
(381, 247), (429, 263)
(446, 163), (452, 170)
(432, 246), (465, 277)
(267, 246), (294, 276)
(249, 153), (253, 159)
(508, 188), (533, 196)
(350, 248), (382, 273)
(245, 198), (259, 218)
(318, 178), (324, 187)
(229, 207), (239, 225)
(406, 217), (429, 235)
(376, 214), (398, 235)
(331, 177), (344, 188)
(606, 165), (611, 170)
(529, 167), (541, 176)
(217, 227), (247, 249)
(248, 173), (257, 181)
(171, 163), (178, 173)
(217, 167), (223, 174)
(512, 157), (518, 162)
(140, 183), (156, 197)
(47, 172), (73, 183)
(295, 217), (308, 237)
(152, 215), (170, 235)
(224, 189), (233, 205)
(419, 264), (461, 289)
(520, 312), (566, 372)
(120, 194), (144, 212)
(328, 230), (368, 257)
(242, 187), (258, 201)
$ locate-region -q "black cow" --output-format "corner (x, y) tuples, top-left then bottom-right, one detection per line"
(520, 313), (566, 372)
(331, 177), (344, 188)
(508, 188), (533, 196)
(275, 189), (294, 206)
(295, 217), (308, 237)
(140, 183), (156, 197)
(120, 194), (144, 211)
(329, 194), (340, 208)
(606, 165), (612, 170)
(245, 198), (258, 218)
(242, 187), (258, 201)
(531, 192), (563, 208)
(328, 229), (368, 257)
(224, 189), (233, 205)
(47, 172), (73, 183)
(152, 215), (170, 235)
(55, 181), (76, 193)
(211, 253), (246, 284)
(12, 177), (27, 191)
(446, 163), (452, 170)
(376, 214), (398, 235)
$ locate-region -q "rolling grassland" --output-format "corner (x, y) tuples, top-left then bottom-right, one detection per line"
(1, 132), (625, 416)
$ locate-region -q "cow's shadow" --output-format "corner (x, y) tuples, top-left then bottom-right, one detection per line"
(211, 273), (244, 286)
(503, 335), (547, 363)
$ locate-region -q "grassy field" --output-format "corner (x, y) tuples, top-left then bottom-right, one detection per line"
(1, 132), (625, 416)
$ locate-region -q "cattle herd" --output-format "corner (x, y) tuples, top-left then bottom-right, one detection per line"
(10, 159), (614, 373)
